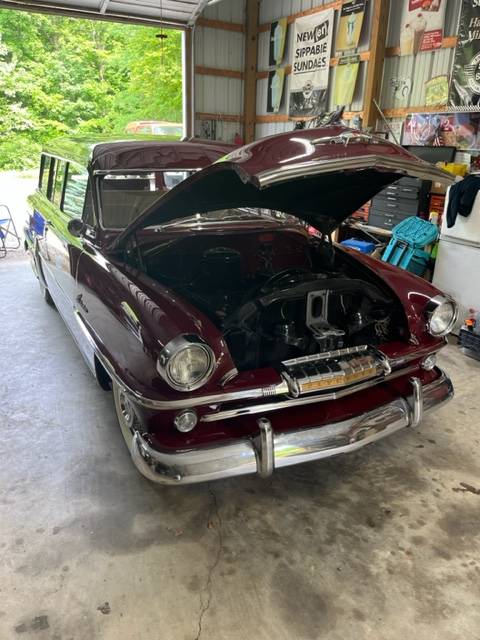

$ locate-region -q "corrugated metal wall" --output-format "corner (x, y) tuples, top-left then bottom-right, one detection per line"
(256, 0), (373, 139)
(193, 0), (462, 144)
(194, 0), (246, 143)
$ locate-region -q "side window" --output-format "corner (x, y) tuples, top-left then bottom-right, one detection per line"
(39, 155), (52, 194)
(63, 164), (88, 218)
(52, 159), (67, 208)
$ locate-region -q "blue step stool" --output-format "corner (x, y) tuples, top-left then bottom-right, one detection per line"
(382, 217), (438, 276)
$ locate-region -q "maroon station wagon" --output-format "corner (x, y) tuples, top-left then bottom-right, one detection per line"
(25, 128), (456, 485)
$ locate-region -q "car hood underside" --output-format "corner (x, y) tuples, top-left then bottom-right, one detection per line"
(109, 127), (454, 250)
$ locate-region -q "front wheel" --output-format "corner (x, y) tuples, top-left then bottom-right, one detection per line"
(112, 380), (137, 451)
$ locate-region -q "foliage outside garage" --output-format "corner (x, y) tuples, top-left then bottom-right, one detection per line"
(0, 10), (182, 169)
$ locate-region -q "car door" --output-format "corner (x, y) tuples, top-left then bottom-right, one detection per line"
(40, 159), (91, 350)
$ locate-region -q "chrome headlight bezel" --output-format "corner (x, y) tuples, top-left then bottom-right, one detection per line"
(425, 295), (458, 337)
(157, 335), (216, 392)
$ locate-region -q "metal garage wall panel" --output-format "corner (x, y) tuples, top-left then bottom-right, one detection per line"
(195, 27), (245, 70)
(194, 0), (245, 142)
(202, 0), (246, 23)
(380, 48), (455, 110)
(196, 76), (243, 114)
(260, 0), (328, 24)
(255, 121), (290, 139)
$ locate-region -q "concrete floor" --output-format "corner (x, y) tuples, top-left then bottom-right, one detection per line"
(1, 258), (480, 640)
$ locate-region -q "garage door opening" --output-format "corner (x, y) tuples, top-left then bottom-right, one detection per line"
(0, 8), (183, 170)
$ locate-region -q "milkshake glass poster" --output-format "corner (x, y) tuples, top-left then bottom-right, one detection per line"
(333, 55), (360, 106)
(336, 0), (366, 51)
(267, 68), (286, 113)
(399, 0), (446, 56)
(450, 0), (480, 106)
(269, 18), (288, 67)
(402, 112), (480, 150)
(289, 9), (334, 117)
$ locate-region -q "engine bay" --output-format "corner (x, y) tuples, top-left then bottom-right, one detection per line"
(139, 226), (406, 371)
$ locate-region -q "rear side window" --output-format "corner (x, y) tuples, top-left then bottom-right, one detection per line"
(39, 155), (52, 194)
(63, 164), (88, 218)
(52, 160), (67, 208)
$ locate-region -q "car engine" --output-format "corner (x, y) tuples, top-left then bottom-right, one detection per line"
(141, 230), (405, 371)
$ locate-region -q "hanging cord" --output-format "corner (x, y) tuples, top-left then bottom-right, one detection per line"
(156, 0), (167, 65)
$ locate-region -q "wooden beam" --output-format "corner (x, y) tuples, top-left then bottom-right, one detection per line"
(383, 105), (448, 118)
(256, 51), (370, 80)
(258, 0), (342, 33)
(363, 0), (389, 128)
(385, 35), (457, 57)
(195, 65), (244, 80)
(196, 112), (243, 123)
(244, 0), (260, 143)
(196, 17), (244, 33)
(256, 111), (363, 123)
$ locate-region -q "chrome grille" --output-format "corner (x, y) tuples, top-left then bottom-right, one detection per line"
(282, 346), (384, 396)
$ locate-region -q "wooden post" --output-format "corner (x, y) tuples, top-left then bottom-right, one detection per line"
(183, 27), (195, 139)
(243, 0), (260, 143)
(363, 0), (389, 129)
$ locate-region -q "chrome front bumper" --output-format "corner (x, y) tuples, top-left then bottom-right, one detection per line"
(130, 368), (453, 485)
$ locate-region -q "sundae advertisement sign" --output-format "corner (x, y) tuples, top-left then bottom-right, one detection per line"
(449, 0), (480, 106)
(337, 0), (366, 52)
(399, 0), (446, 56)
(289, 9), (334, 117)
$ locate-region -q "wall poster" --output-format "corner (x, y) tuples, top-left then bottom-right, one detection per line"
(450, 0), (480, 106)
(269, 18), (288, 67)
(402, 112), (480, 150)
(336, 0), (366, 51)
(333, 55), (360, 106)
(266, 68), (286, 113)
(399, 0), (446, 56)
(425, 75), (449, 106)
(288, 9), (334, 117)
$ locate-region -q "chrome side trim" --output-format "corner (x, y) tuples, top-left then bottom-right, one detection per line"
(200, 364), (419, 422)
(256, 155), (454, 189)
(129, 368), (453, 485)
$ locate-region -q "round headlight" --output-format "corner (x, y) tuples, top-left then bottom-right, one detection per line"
(158, 336), (215, 391)
(426, 296), (457, 337)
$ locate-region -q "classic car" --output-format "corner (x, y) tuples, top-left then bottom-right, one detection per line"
(25, 128), (457, 485)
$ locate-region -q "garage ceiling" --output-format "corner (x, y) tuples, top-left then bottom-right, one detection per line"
(0, 0), (214, 27)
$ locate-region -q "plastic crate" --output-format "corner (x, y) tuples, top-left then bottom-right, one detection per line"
(458, 327), (480, 361)
(340, 238), (376, 254)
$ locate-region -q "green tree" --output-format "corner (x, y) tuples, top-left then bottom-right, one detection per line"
(0, 10), (182, 169)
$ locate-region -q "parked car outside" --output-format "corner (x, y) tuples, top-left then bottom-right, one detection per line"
(25, 128), (456, 485)
(125, 120), (183, 137)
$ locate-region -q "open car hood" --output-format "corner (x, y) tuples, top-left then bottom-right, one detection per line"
(110, 127), (454, 250)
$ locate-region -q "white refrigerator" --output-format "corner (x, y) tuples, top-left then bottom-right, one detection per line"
(433, 186), (480, 334)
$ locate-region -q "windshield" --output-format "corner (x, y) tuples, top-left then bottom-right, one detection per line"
(99, 170), (193, 229)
